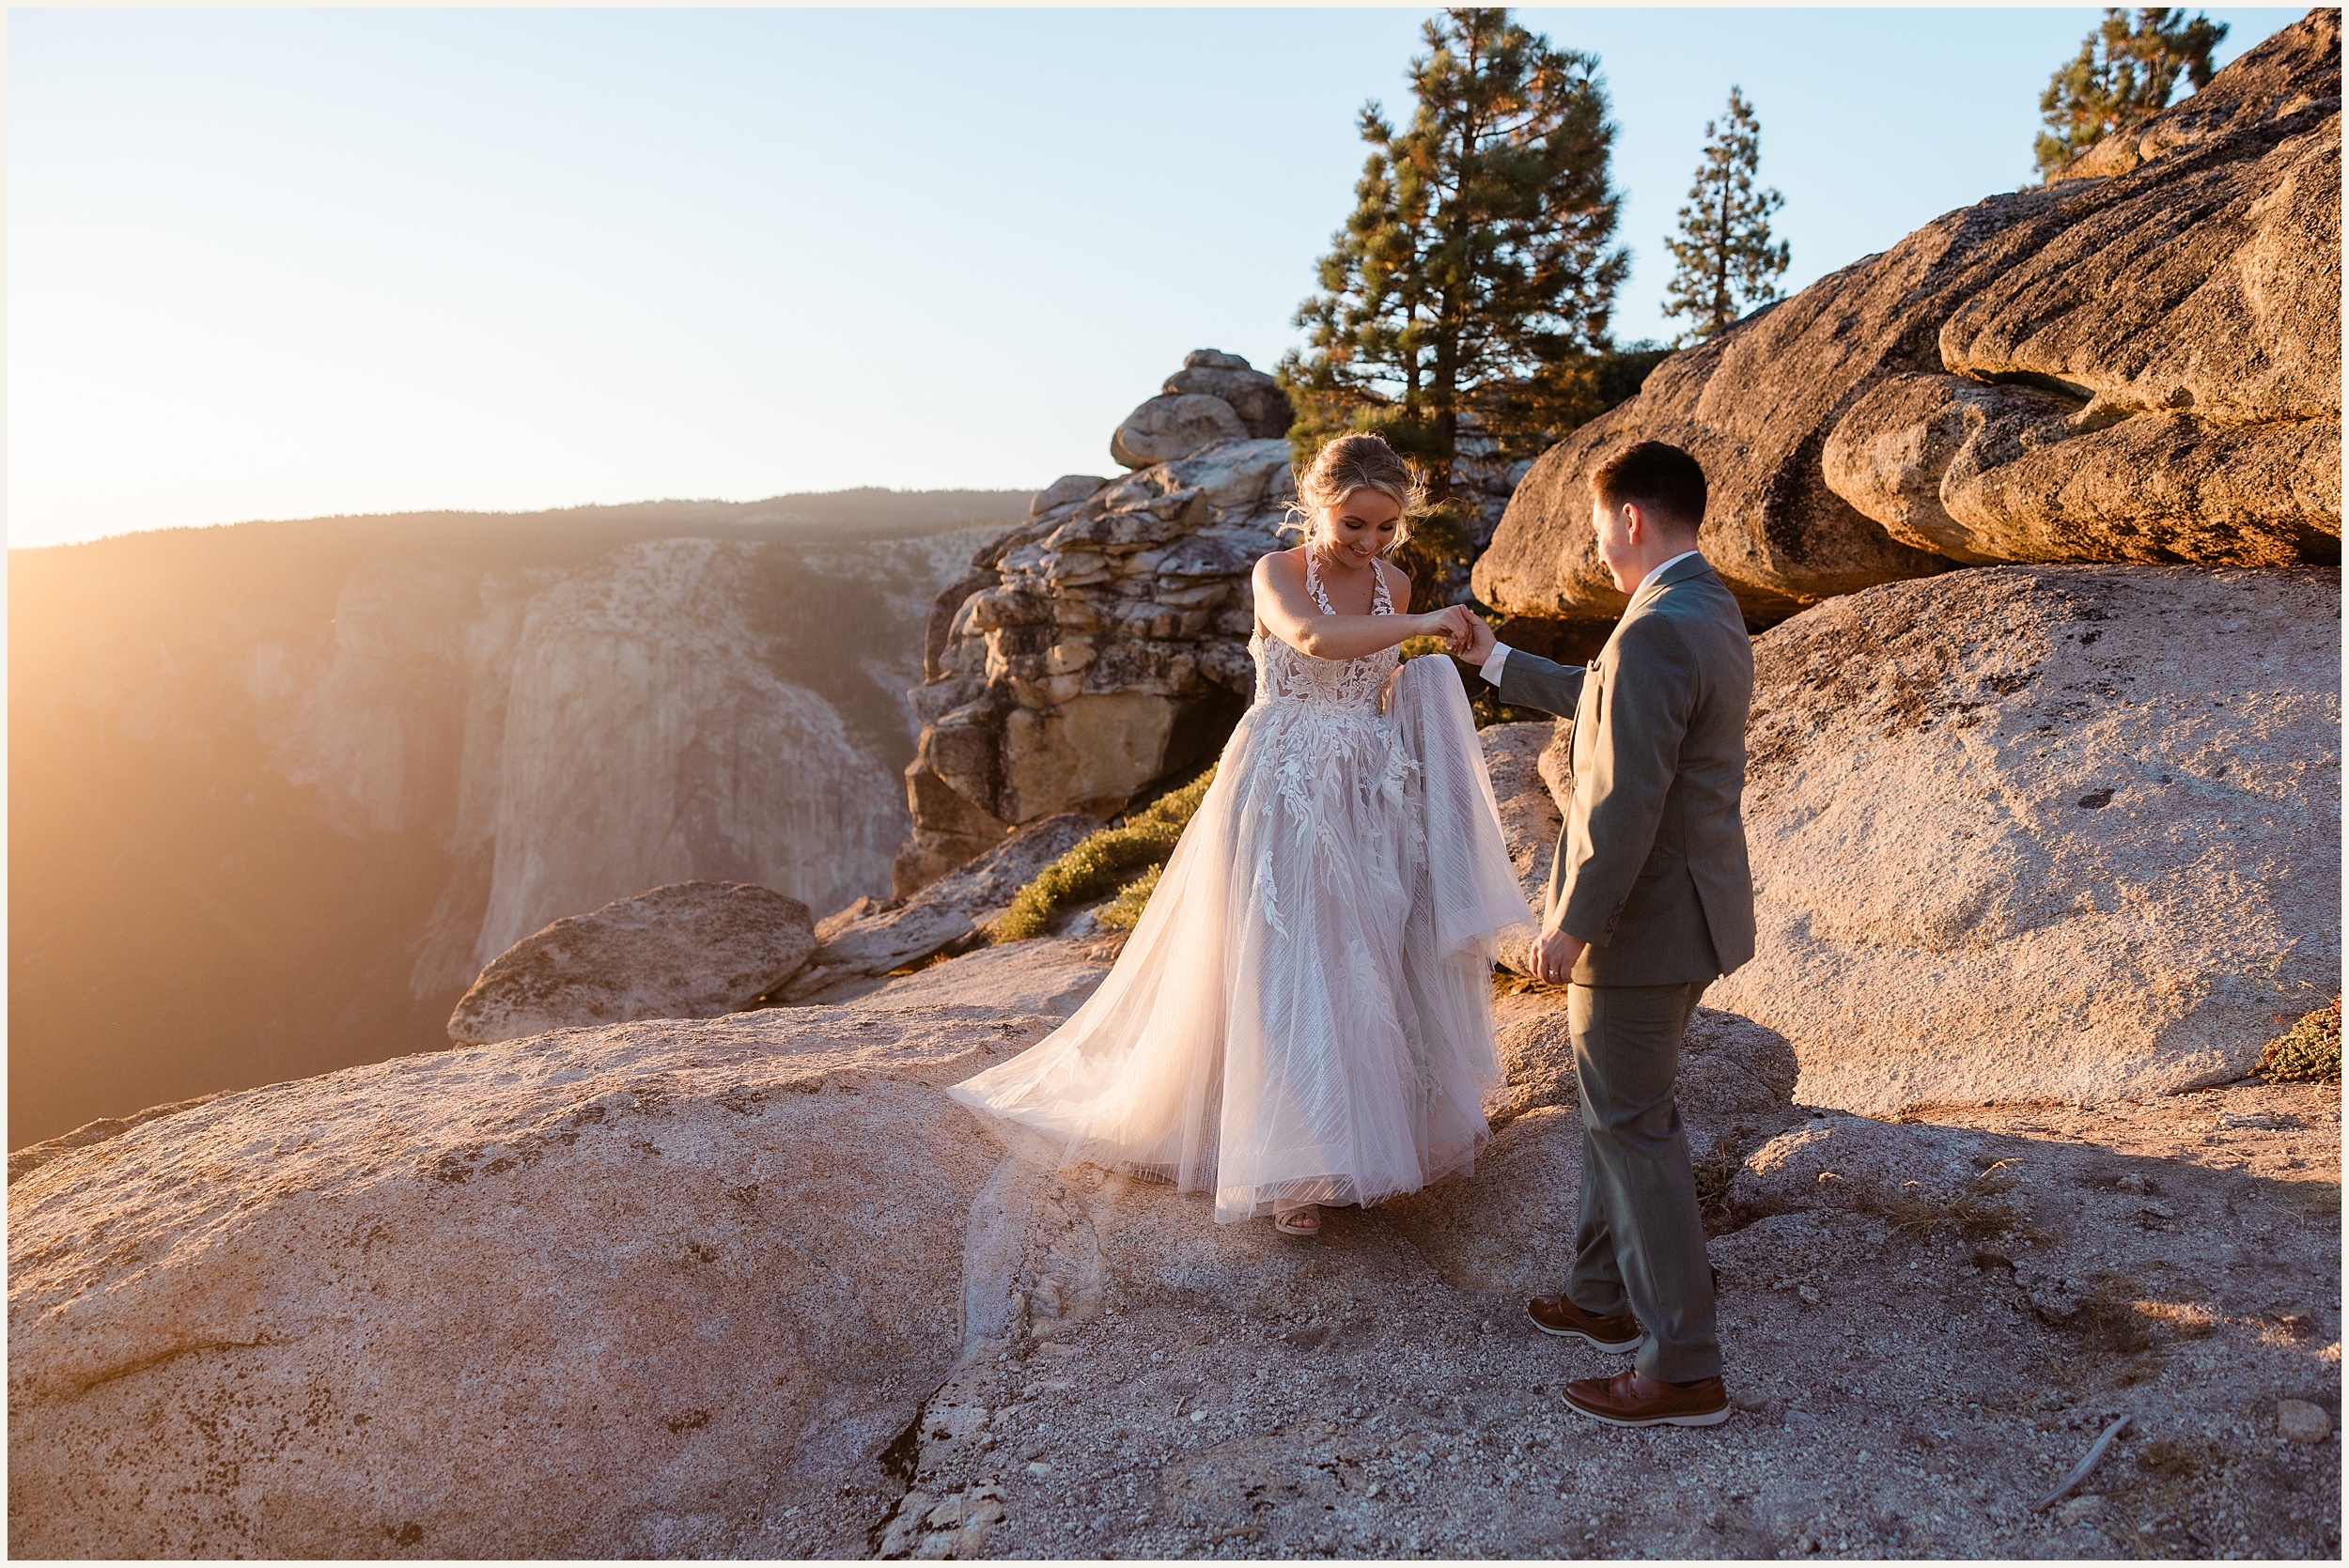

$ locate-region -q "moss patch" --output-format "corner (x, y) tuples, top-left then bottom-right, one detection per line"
(1096, 863), (1163, 932)
(2260, 997), (2341, 1083)
(992, 768), (1215, 942)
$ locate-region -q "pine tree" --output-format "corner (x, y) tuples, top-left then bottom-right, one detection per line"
(1659, 87), (1788, 346)
(1281, 6), (1630, 565)
(2034, 8), (2228, 182)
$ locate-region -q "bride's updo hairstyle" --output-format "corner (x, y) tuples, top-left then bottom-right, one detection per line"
(1283, 433), (1428, 557)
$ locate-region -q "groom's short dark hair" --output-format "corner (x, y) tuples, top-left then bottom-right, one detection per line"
(1591, 442), (1706, 532)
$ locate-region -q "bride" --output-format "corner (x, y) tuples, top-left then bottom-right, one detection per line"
(947, 434), (1532, 1237)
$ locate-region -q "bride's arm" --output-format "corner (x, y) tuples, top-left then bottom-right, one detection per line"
(1252, 553), (1465, 660)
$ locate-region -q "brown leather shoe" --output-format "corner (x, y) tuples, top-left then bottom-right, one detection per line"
(1525, 1294), (1646, 1353)
(1560, 1369), (1731, 1428)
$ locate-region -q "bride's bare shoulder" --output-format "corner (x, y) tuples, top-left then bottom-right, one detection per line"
(1252, 546), (1310, 585)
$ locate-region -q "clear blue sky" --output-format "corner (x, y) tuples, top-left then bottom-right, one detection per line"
(8, 7), (2302, 549)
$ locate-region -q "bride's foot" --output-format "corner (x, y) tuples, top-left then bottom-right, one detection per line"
(1272, 1203), (1322, 1238)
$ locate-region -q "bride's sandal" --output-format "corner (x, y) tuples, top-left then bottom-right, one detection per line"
(1272, 1204), (1322, 1238)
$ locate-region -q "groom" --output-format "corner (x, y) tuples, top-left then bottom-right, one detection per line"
(1457, 440), (1754, 1429)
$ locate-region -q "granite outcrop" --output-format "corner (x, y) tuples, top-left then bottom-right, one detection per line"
(897, 353), (1299, 892)
(1474, 9), (2341, 630)
(16, 956), (2331, 1560)
(782, 814), (1103, 1003)
(1704, 562), (2341, 1111)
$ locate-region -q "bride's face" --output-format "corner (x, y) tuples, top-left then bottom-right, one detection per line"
(1319, 488), (1402, 567)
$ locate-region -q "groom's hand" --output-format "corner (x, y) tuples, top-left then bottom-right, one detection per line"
(1531, 925), (1587, 986)
(1455, 611), (1498, 667)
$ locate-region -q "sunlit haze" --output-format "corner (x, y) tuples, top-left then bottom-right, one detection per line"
(9, 7), (2298, 548)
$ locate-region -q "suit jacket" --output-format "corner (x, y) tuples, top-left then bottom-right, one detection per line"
(1496, 554), (1756, 986)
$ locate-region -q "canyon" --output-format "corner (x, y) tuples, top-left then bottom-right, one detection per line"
(8, 491), (1021, 1144)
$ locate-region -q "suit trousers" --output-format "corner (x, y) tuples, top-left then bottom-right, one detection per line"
(1566, 979), (1722, 1384)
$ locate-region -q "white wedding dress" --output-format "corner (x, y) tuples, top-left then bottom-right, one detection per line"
(946, 554), (1533, 1221)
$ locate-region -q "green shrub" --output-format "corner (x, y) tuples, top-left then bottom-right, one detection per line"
(1095, 862), (1163, 932)
(992, 767), (1216, 942)
(2260, 997), (2341, 1083)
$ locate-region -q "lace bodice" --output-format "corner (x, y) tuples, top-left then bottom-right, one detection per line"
(1249, 551), (1400, 712)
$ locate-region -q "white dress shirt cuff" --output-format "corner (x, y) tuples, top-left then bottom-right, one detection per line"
(1478, 644), (1512, 687)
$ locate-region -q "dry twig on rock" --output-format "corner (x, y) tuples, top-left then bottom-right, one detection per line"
(2034, 1415), (2130, 1511)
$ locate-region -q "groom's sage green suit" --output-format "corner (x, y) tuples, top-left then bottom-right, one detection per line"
(1489, 551), (1754, 1385)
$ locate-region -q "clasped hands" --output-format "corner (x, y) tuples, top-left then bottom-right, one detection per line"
(1422, 604), (1499, 664)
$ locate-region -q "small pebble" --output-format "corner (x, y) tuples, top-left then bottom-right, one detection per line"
(2278, 1400), (2332, 1444)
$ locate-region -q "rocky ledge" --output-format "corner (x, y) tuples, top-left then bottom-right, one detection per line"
(8, 952), (2338, 1559)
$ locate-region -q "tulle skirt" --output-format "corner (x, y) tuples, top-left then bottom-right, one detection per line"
(945, 655), (1534, 1221)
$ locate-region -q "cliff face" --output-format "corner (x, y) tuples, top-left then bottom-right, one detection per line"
(1474, 8), (2341, 630)
(8, 495), (1019, 1144)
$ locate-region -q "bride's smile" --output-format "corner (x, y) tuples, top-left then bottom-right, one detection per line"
(1318, 489), (1401, 579)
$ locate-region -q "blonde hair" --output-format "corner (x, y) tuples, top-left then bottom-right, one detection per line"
(1282, 433), (1428, 557)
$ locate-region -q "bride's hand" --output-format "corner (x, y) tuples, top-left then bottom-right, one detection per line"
(1423, 604), (1477, 654)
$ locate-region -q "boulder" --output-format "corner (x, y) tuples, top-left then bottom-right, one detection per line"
(1480, 720), (1563, 905)
(898, 366), (1297, 891)
(1488, 996), (1793, 1130)
(1162, 349), (1295, 441)
(7, 1091), (232, 1186)
(1674, 1007), (1803, 1129)
(1491, 992), (1579, 1117)
(1703, 563), (2341, 1111)
(2054, 8), (2343, 182)
(1473, 10), (2341, 627)
(784, 814), (1102, 1002)
(1031, 474), (1111, 519)
(1110, 394), (1251, 471)
(4, 1004), (1048, 1558)
(1727, 1114), (1992, 1217)
(842, 936), (1112, 1019)
(446, 880), (815, 1045)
